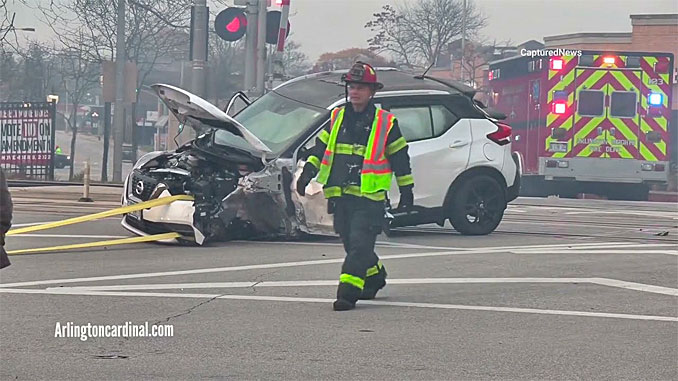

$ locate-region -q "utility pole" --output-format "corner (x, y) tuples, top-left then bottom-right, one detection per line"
(460, 0), (467, 83)
(244, 0), (258, 95)
(112, 0), (126, 182)
(191, 0), (208, 98)
(255, 0), (267, 95)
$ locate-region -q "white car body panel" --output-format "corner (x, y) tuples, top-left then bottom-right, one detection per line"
(389, 119), (473, 208)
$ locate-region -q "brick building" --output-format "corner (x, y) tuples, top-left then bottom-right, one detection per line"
(544, 14), (678, 111)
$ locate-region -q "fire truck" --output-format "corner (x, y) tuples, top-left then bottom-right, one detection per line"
(488, 50), (674, 200)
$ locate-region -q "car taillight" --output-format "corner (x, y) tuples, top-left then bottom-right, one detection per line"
(487, 122), (512, 146)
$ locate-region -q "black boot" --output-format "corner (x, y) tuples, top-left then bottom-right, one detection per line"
(333, 283), (362, 311)
(359, 265), (387, 300)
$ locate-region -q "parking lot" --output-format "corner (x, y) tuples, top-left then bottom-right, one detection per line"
(1, 197), (677, 379)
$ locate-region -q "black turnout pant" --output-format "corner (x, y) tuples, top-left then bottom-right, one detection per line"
(332, 195), (384, 284)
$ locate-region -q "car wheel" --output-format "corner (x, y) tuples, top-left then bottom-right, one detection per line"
(55, 162), (65, 169)
(447, 175), (506, 235)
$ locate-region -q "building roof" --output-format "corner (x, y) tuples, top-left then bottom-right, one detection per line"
(630, 13), (678, 25)
(544, 32), (632, 47)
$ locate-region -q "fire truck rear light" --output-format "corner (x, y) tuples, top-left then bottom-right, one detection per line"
(552, 102), (567, 114)
(641, 163), (654, 171)
(546, 160), (568, 168)
(487, 122), (512, 146)
(550, 58), (563, 70)
(648, 93), (663, 106)
(654, 164), (665, 172)
(603, 56), (615, 65)
(488, 71), (493, 80)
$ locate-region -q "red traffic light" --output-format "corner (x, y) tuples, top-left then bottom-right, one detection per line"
(215, 8), (247, 41)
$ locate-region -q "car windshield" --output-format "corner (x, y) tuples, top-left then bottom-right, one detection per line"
(214, 91), (327, 155)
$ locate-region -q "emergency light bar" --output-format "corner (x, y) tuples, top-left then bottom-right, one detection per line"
(648, 93), (663, 106)
(550, 58), (563, 70)
(552, 101), (567, 115)
(603, 56), (616, 65)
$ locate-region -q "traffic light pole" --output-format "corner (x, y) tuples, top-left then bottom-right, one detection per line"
(255, 0), (267, 95)
(244, 0), (258, 94)
(191, 0), (208, 98)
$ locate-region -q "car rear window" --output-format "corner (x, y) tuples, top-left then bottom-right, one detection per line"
(274, 78), (344, 108)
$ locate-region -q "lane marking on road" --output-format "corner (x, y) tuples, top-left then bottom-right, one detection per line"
(0, 287), (675, 322)
(234, 240), (477, 251)
(12, 220), (68, 227)
(237, 240), (643, 251)
(511, 250), (678, 256)
(46, 277), (678, 296)
(0, 242), (659, 288)
(7, 234), (129, 239)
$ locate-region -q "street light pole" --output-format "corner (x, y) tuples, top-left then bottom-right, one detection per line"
(112, 0), (126, 182)
(191, 0), (208, 98)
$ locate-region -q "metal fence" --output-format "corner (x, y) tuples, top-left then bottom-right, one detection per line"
(0, 102), (57, 180)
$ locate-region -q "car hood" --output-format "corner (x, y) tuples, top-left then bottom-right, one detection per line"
(152, 84), (272, 154)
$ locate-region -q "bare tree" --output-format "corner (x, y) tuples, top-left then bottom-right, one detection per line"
(38, 0), (192, 89)
(312, 48), (393, 72)
(0, 42), (60, 102)
(1, 0), (30, 50)
(279, 39), (311, 77)
(51, 32), (100, 180)
(366, 0), (486, 68)
(208, 34), (246, 102)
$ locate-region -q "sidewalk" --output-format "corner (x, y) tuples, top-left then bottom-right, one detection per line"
(8, 185), (123, 203)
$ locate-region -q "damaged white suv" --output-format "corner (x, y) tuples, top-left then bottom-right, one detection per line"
(121, 68), (520, 244)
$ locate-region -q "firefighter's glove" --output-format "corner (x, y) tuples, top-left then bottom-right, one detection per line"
(296, 165), (315, 197)
(398, 186), (414, 210)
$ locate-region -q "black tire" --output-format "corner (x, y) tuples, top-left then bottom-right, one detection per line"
(447, 175), (506, 235)
(55, 161), (65, 169)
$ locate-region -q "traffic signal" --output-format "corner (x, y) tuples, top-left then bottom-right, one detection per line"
(266, 10), (290, 45)
(215, 8), (247, 41)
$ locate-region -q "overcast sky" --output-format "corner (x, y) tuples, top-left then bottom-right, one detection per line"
(7, 0), (678, 62)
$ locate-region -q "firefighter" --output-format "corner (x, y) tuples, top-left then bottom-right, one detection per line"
(55, 146), (63, 155)
(296, 62), (414, 311)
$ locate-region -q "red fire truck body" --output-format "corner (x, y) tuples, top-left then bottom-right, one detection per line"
(488, 50), (673, 199)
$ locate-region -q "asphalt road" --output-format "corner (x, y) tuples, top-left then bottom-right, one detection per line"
(54, 130), (145, 182)
(1, 197), (677, 380)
